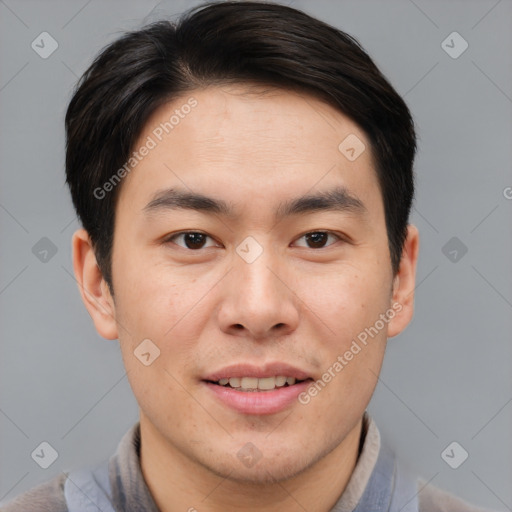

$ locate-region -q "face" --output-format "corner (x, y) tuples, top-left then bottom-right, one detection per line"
(74, 84), (418, 484)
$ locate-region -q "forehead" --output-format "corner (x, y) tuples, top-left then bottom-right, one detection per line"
(161, 85), (368, 165)
(116, 84), (382, 218)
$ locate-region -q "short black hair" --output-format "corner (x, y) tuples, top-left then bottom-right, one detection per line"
(65, 0), (416, 293)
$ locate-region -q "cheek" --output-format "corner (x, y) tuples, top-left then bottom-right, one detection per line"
(125, 361), (199, 436)
(300, 267), (390, 340)
(296, 268), (390, 397)
(113, 262), (214, 408)
(113, 254), (201, 338)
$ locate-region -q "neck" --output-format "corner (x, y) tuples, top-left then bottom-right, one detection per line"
(139, 415), (363, 512)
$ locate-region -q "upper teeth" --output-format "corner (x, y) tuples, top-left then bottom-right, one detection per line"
(217, 376), (297, 390)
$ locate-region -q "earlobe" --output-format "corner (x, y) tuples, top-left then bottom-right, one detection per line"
(387, 224), (419, 338)
(71, 228), (118, 340)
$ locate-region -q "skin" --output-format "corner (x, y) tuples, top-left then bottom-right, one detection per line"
(72, 84), (419, 512)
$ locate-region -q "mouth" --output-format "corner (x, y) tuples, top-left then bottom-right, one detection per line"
(202, 363), (314, 415)
(205, 375), (311, 392)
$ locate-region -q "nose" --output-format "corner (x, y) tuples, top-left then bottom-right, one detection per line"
(216, 245), (300, 340)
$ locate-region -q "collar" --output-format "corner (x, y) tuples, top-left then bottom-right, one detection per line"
(108, 411), (381, 512)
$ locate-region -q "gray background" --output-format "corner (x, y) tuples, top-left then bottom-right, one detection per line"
(1, 0), (511, 509)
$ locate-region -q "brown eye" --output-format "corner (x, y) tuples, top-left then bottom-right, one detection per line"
(294, 231), (341, 249)
(167, 232), (216, 250)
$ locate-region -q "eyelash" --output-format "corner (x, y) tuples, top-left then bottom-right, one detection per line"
(164, 230), (344, 251)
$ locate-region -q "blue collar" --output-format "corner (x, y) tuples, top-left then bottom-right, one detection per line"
(352, 441), (418, 512)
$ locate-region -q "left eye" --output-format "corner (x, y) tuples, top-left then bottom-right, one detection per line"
(293, 231), (341, 249)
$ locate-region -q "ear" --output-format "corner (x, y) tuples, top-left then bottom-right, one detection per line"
(71, 228), (118, 340)
(387, 224), (419, 338)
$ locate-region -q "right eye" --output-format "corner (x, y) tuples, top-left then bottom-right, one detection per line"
(164, 231), (220, 250)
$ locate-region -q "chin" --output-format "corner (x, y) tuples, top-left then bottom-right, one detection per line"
(214, 459), (311, 485)
(196, 443), (323, 485)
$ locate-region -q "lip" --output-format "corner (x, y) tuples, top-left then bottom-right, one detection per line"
(202, 362), (313, 415)
(203, 379), (312, 415)
(203, 362), (311, 382)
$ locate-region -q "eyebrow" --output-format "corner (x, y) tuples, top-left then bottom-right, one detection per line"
(143, 186), (367, 220)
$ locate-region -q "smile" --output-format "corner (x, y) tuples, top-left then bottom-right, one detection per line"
(210, 376), (307, 391)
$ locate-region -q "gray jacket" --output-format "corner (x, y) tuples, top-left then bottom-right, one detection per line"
(0, 413), (494, 511)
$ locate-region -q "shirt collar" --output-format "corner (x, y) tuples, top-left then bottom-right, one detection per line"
(109, 410), (380, 512)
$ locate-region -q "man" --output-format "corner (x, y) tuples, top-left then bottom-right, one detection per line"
(1, 1), (494, 511)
